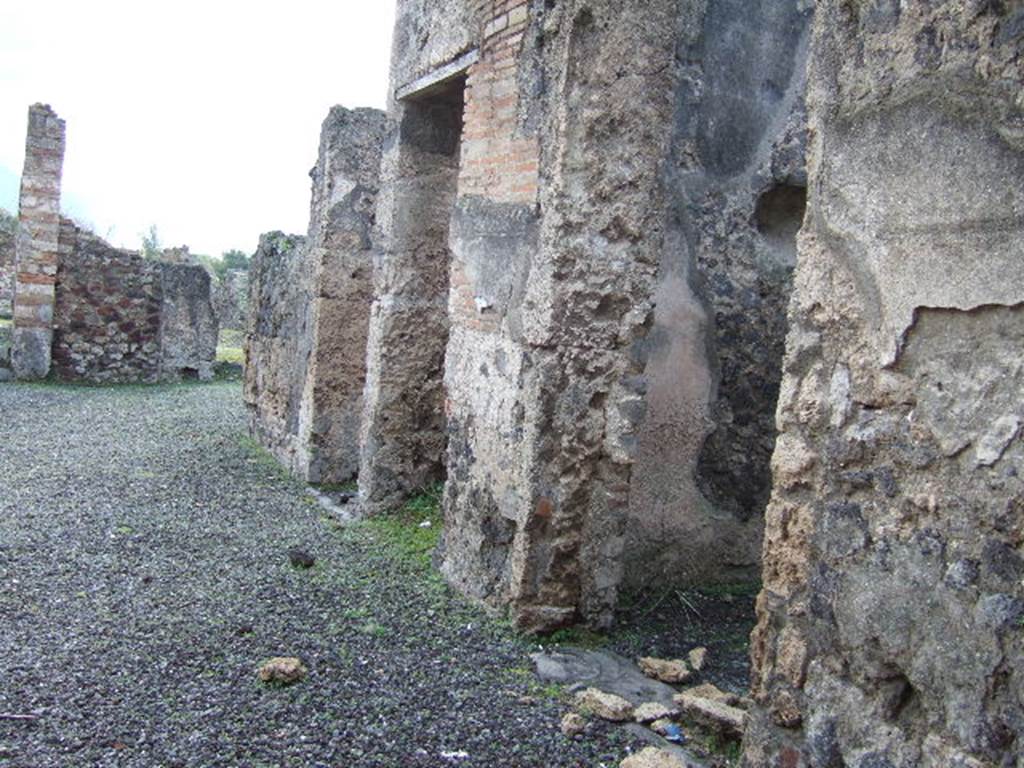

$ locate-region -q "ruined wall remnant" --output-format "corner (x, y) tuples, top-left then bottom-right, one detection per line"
(52, 218), (218, 383)
(359, 0), (811, 632)
(11, 104), (64, 380)
(744, 3), (1024, 766)
(0, 209), (16, 317)
(6, 104), (218, 383)
(626, 0), (813, 589)
(356, 1), (476, 514)
(158, 262), (218, 380)
(244, 232), (312, 470)
(299, 107), (386, 484)
(360, 0), (671, 630)
(244, 106), (385, 484)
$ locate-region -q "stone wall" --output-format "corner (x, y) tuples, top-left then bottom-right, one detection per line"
(244, 232), (312, 470)
(625, 0), (813, 589)
(11, 104), (64, 379)
(356, 0), (474, 514)
(212, 269), (249, 331)
(743, 3), (1024, 766)
(351, 0), (676, 632)
(52, 218), (218, 383)
(297, 107), (386, 484)
(244, 106), (385, 484)
(0, 209), (15, 317)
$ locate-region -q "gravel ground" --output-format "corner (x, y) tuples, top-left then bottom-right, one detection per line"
(0, 382), (645, 768)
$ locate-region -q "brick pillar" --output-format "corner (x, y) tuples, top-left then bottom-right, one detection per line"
(12, 104), (65, 380)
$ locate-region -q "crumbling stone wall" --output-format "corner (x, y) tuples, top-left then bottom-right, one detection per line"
(626, 0), (813, 588)
(297, 107), (386, 484)
(212, 269), (249, 330)
(8, 104), (218, 383)
(11, 104), (64, 379)
(356, 0), (479, 514)
(0, 209), (16, 317)
(366, 0), (671, 633)
(244, 106), (385, 484)
(244, 232), (312, 470)
(744, 3), (1024, 766)
(52, 218), (218, 382)
(365, 0), (810, 631)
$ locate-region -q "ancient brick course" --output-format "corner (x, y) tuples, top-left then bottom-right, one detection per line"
(11, 104), (64, 379)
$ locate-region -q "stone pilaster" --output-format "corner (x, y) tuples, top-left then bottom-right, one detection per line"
(12, 104), (65, 380)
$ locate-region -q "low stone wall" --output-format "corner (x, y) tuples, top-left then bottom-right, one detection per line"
(52, 219), (218, 383)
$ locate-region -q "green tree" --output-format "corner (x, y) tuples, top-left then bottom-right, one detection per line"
(214, 249), (250, 279)
(140, 225), (161, 260)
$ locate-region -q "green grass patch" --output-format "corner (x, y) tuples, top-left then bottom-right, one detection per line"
(364, 483), (444, 572)
(695, 581), (761, 599)
(216, 345), (244, 365)
(312, 480), (359, 494)
(546, 626), (609, 649)
(219, 328), (244, 347)
(0, 316), (11, 328)
(238, 434), (291, 481)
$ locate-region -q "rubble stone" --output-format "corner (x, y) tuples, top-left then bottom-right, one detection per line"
(574, 688), (634, 722)
(619, 747), (689, 768)
(633, 702), (679, 725)
(638, 658), (693, 685)
(257, 657), (307, 685)
(560, 712), (586, 738)
(674, 691), (747, 740)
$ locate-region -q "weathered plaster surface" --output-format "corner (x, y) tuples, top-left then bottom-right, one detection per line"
(744, 3), (1024, 765)
(296, 107), (386, 484)
(626, 0), (813, 589)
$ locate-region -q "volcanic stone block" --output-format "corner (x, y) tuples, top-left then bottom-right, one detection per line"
(244, 232), (312, 471)
(743, 3), (1024, 766)
(244, 107), (385, 484)
(296, 107), (386, 484)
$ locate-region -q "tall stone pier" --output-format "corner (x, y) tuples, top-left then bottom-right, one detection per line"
(244, 107), (386, 484)
(743, 3), (1024, 766)
(12, 104), (65, 379)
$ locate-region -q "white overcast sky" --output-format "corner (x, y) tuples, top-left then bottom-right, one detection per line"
(0, 1), (395, 257)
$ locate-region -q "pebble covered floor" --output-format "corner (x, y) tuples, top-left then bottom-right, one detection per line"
(0, 382), (644, 768)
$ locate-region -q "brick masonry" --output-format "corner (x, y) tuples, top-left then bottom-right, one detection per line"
(51, 218), (218, 383)
(11, 104), (64, 379)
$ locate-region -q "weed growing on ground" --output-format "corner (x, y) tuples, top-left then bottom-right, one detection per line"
(365, 483), (444, 572)
(546, 626), (609, 649)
